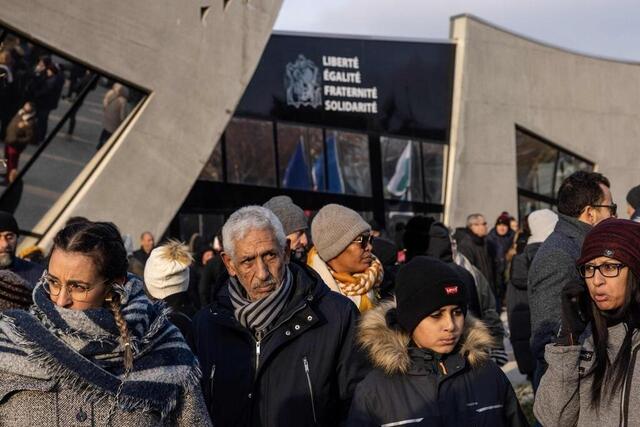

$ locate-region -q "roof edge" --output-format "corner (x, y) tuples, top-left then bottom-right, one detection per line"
(450, 13), (640, 65)
(272, 29), (453, 45)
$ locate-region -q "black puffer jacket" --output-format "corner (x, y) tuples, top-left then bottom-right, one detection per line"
(454, 227), (495, 288)
(347, 302), (528, 427)
(192, 262), (369, 427)
(506, 243), (540, 376)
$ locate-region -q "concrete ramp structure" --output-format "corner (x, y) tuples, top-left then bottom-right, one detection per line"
(0, 0), (281, 247)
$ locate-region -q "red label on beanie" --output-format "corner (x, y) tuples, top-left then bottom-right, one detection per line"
(444, 286), (459, 295)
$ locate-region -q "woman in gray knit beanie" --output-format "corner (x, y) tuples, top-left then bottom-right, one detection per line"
(307, 204), (383, 312)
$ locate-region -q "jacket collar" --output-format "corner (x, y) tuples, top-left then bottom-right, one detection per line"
(210, 262), (328, 332)
(555, 213), (592, 243)
(357, 300), (495, 375)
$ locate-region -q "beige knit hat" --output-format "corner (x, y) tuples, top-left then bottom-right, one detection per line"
(311, 204), (371, 261)
(144, 240), (193, 299)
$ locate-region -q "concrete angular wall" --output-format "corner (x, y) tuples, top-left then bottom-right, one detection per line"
(1, 0), (281, 245)
(446, 15), (640, 227)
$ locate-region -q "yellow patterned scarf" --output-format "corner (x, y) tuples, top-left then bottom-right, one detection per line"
(330, 257), (383, 311)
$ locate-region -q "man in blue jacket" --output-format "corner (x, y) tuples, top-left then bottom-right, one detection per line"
(193, 205), (368, 426)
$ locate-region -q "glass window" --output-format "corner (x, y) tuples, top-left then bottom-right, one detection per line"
(381, 137), (423, 202)
(225, 117), (276, 187)
(554, 152), (593, 194)
(277, 123), (324, 191)
(199, 140), (223, 182)
(518, 195), (553, 220)
(516, 130), (557, 198)
(515, 126), (593, 218)
(421, 142), (446, 204)
(324, 129), (371, 196)
(0, 31), (146, 232)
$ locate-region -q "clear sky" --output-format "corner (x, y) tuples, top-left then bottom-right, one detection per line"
(274, 0), (640, 62)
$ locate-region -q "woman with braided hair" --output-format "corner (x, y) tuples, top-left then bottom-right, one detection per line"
(0, 221), (211, 426)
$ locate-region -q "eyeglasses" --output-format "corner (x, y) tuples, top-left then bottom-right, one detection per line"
(591, 203), (617, 217)
(352, 233), (374, 249)
(578, 263), (627, 279)
(43, 272), (109, 302)
(470, 222), (487, 227)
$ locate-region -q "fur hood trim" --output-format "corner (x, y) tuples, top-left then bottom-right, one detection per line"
(357, 300), (495, 375)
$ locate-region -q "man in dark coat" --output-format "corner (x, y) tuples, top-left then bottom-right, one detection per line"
(528, 171), (614, 391)
(0, 211), (43, 288)
(193, 206), (368, 426)
(31, 56), (64, 143)
(454, 213), (495, 290)
(132, 231), (155, 266)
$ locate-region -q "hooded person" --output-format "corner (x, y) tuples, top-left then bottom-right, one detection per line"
(263, 195), (309, 262)
(347, 256), (528, 426)
(144, 240), (197, 349)
(308, 204), (383, 312)
(506, 209), (558, 378)
(535, 218), (640, 426)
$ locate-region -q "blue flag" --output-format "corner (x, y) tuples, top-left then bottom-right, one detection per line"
(283, 136), (311, 190)
(312, 131), (344, 193)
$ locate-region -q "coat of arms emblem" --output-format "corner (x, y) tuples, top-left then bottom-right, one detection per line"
(285, 54), (322, 108)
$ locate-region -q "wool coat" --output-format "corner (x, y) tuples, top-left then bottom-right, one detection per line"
(454, 227), (495, 289)
(528, 214), (591, 365)
(193, 261), (370, 427)
(0, 375), (210, 426)
(347, 301), (528, 426)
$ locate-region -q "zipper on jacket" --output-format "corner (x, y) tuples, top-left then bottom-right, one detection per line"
(209, 363), (216, 399)
(303, 356), (317, 423)
(255, 330), (263, 379)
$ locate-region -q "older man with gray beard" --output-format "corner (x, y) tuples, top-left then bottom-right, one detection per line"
(193, 206), (368, 427)
(0, 211), (43, 288)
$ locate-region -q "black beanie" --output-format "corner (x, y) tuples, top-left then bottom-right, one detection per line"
(0, 211), (19, 235)
(395, 256), (467, 334)
(627, 185), (640, 210)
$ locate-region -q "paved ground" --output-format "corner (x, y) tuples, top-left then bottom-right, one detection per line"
(1, 83), (110, 232)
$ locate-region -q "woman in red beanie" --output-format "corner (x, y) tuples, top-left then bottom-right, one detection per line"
(535, 218), (640, 426)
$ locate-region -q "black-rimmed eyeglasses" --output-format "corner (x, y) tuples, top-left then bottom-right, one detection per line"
(578, 263), (626, 279)
(591, 202), (617, 217)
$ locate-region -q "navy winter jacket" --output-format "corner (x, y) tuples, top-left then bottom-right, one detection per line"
(193, 262), (369, 427)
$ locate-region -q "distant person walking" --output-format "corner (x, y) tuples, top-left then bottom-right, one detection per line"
(3, 101), (36, 183)
(132, 231), (155, 267)
(98, 82), (128, 150)
(31, 56), (64, 144)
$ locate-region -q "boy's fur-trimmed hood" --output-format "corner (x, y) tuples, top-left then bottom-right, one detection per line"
(358, 300), (495, 375)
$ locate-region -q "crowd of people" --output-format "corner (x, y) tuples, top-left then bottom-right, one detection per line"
(0, 172), (639, 425)
(0, 35), (134, 189)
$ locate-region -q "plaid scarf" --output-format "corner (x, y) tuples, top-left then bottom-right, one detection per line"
(0, 274), (200, 420)
(228, 266), (293, 338)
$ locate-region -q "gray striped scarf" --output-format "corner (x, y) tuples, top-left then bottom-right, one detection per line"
(0, 273), (201, 420)
(228, 266), (292, 337)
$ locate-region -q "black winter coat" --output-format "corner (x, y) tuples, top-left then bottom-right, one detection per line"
(454, 228), (495, 289)
(506, 243), (540, 376)
(193, 262), (369, 427)
(348, 301), (528, 427)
